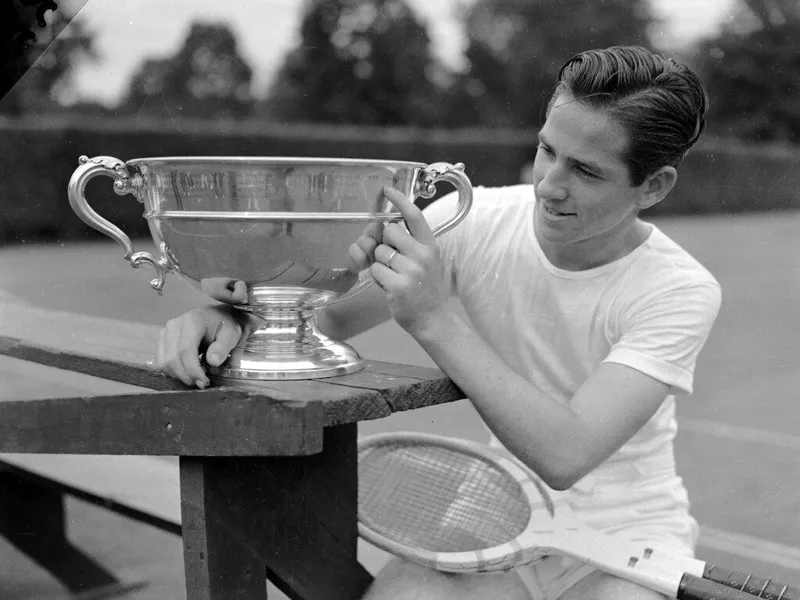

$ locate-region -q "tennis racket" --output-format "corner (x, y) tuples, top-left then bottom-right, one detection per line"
(358, 432), (798, 600)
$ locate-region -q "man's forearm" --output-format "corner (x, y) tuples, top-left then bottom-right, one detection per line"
(318, 282), (393, 341)
(411, 308), (598, 490)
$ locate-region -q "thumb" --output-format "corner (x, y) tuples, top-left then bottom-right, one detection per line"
(205, 319), (243, 367)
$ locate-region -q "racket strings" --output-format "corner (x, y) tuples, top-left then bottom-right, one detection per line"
(359, 442), (531, 552)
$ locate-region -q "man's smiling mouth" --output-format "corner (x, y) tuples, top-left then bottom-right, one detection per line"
(543, 204), (575, 217)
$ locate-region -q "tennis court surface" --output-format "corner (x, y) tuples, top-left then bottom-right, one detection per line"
(2, 210), (800, 598)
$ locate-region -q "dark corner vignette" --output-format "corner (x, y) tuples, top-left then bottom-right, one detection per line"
(1, 0), (60, 99)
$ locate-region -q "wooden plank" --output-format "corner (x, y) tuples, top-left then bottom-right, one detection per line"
(0, 302), (462, 425)
(219, 362), (463, 426)
(0, 333), (396, 425)
(231, 378), (392, 427)
(0, 388), (323, 456)
(0, 470), (147, 597)
(322, 368), (425, 389)
(328, 361), (466, 414)
(0, 335), (187, 391)
(180, 457), (268, 600)
(380, 376), (465, 413)
(363, 359), (456, 381)
(0, 454), (181, 531)
(0, 334), (394, 425)
(180, 425), (372, 600)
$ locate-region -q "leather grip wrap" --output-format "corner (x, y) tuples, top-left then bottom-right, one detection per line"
(703, 565), (799, 600)
(679, 573), (764, 600)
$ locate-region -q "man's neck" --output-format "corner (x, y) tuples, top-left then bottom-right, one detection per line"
(538, 219), (652, 272)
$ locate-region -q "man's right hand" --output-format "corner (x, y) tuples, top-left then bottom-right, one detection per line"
(156, 305), (247, 389)
(347, 221), (383, 274)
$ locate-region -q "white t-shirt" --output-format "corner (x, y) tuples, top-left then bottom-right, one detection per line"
(424, 184), (721, 553)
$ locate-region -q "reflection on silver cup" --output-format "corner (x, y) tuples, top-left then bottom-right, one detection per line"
(67, 156), (473, 381)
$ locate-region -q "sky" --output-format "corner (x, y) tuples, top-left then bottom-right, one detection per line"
(54, 0), (737, 106)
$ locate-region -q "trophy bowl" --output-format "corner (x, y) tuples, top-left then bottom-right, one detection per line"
(67, 156), (473, 381)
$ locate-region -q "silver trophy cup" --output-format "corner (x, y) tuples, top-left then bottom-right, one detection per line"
(67, 156), (472, 381)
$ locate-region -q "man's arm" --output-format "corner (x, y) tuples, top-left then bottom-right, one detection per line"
(367, 186), (718, 491)
(317, 279), (392, 341)
(412, 311), (670, 490)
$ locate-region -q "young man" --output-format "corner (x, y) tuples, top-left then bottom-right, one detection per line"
(157, 46), (721, 600)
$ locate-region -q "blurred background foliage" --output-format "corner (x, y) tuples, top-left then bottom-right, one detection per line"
(1, 0), (799, 242)
(694, 0), (800, 142)
(2, 0), (96, 115)
(3, 0), (799, 143)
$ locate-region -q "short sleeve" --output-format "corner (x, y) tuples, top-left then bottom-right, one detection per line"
(602, 281), (721, 395)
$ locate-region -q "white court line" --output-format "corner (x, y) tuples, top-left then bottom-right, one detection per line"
(679, 417), (800, 569)
(699, 526), (800, 572)
(678, 417), (800, 452)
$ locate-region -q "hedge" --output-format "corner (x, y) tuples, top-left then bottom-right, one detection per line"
(1, 115), (799, 243)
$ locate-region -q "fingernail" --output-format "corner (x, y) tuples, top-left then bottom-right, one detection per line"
(195, 379), (207, 389)
(208, 352), (222, 366)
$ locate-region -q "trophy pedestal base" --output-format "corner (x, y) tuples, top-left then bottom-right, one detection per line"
(209, 350), (364, 381)
(206, 314), (365, 381)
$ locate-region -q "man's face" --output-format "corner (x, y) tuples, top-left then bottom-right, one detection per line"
(532, 92), (647, 250)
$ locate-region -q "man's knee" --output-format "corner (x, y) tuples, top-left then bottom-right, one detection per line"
(361, 557), (450, 599)
(559, 570), (667, 600)
(362, 557), (532, 600)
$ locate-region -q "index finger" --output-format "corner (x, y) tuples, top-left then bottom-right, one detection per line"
(383, 186), (436, 245)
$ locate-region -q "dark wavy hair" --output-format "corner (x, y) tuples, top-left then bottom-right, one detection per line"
(547, 45), (709, 186)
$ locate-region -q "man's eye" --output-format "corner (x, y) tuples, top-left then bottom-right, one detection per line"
(538, 144), (554, 156)
(578, 166), (599, 179)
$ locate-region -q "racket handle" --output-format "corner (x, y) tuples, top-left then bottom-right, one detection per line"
(679, 573), (764, 600)
(703, 565), (800, 600)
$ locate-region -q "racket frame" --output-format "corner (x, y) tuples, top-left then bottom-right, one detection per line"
(358, 431), (546, 572)
(358, 432), (703, 597)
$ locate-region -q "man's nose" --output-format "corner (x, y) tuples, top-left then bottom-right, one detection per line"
(536, 164), (568, 201)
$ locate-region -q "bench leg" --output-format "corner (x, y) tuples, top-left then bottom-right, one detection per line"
(180, 423), (374, 600)
(0, 470), (146, 599)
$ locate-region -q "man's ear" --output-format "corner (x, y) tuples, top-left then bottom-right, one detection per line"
(636, 166), (677, 210)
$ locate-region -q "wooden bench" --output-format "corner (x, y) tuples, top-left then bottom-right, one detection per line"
(0, 302), (464, 600)
(0, 454), (181, 598)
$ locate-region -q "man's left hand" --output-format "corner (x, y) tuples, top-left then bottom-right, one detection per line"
(370, 186), (450, 337)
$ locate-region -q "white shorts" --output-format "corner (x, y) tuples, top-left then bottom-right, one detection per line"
(515, 555), (597, 600)
(510, 500), (698, 600)
(513, 529), (697, 600)
(483, 442), (698, 600)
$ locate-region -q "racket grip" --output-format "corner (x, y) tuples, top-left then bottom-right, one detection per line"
(703, 565), (800, 600)
(679, 573), (764, 600)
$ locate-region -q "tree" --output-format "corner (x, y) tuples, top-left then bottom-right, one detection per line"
(446, 0), (657, 128)
(737, 0), (800, 30)
(265, 0), (446, 126)
(693, 0), (800, 143)
(0, 0), (95, 114)
(0, 0), (60, 100)
(122, 22), (254, 121)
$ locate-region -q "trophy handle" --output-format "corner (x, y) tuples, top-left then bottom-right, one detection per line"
(67, 155), (171, 294)
(332, 161), (473, 305)
(415, 162), (473, 236)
